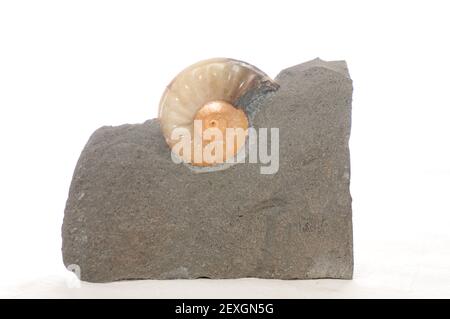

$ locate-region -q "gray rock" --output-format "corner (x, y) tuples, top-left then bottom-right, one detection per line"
(62, 58), (353, 282)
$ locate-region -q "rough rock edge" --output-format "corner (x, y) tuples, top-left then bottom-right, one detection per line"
(62, 58), (353, 282)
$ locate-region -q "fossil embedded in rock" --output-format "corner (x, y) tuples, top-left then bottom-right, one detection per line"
(158, 58), (278, 166)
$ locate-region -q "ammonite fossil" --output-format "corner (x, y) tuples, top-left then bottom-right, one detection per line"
(158, 58), (278, 166)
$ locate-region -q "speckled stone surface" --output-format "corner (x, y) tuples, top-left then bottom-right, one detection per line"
(62, 58), (353, 283)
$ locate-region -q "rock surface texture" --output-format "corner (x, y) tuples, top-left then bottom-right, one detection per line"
(62, 58), (354, 282)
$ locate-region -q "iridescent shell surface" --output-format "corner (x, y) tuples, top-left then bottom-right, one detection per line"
(158, 58), (277, 166)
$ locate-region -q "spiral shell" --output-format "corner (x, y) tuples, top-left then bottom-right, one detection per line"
(158, 58), (277, 166)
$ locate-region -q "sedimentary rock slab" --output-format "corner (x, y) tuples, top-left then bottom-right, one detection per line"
(62, 58), (353, 282)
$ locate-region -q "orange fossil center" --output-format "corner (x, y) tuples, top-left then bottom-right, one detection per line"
(192, 100), (248, 166)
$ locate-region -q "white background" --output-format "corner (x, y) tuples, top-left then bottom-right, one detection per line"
(1, 0), (449, 298)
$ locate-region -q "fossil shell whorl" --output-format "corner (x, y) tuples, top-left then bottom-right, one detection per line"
(158, 58), (278, 166)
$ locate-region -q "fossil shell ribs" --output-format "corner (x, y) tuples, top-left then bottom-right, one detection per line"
(158, 58), (277, 165)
